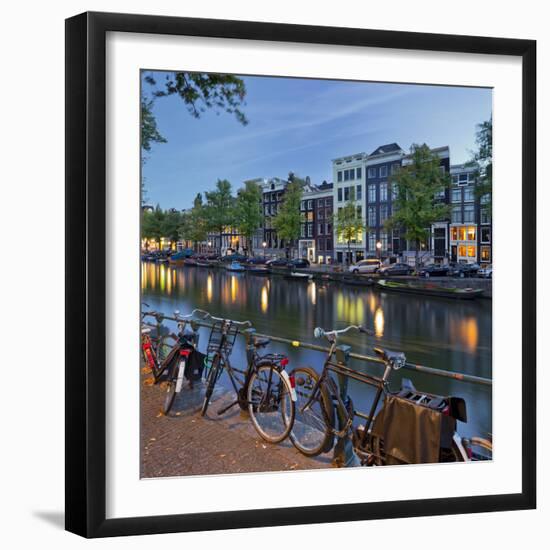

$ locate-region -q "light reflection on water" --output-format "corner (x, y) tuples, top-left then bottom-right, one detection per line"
(141, 262), (492, 440)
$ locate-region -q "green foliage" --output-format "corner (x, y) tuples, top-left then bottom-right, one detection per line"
(235, 181), (263, 255)
(386, 144), (450, 265)
(161, 209), (182, 244)
(179, 194), (208, 249)
(141, 71), (248, 152)
(141, 205), (165, 247)
(204, 179), (236, 252)
(273, 180), (303, 255)
(333, 187), (365, 260)
(470, 117), (493, 215)
(141, 99), (167, 152)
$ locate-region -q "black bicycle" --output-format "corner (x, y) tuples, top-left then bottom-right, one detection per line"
(290, 325), (491, 464)
(199, 312), (296, 444)
(161, 309), (205, 415)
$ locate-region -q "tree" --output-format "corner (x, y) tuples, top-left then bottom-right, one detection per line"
(141, 99), (167, 152)
(161, 209), (182, 248)
(273, 180), (303, 259)
(235, 181), (262, 255)
(386, 144), (450, 268)
(180, 194), (208, 251)
(141, 205), (165, 249)
(204, 180), (235, 254)
(333, 188), (365, 265)
(141, 72), (248, 152)
(470, 117), (493, 217)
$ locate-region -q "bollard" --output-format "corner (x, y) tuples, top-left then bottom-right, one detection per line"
(333, 345), (361, 467)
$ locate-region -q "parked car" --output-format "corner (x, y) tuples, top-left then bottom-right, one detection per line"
(265, 258), (290, 267)
(478, 265), (493, 278)
(448, 262), (480, 278)
(378, 263), (414, 277)
(288, 258), (311, 269)
(348, 259), (381, 274)
(417, 264), (450, 278)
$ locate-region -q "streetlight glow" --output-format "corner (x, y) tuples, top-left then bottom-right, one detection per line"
(376, 241), (382, 250)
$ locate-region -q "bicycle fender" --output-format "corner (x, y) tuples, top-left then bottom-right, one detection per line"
(280, 369), (297, 402)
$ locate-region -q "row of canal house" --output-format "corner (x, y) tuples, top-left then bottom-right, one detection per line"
(329, 142), (491, 266)
(199, 142), (491, 266)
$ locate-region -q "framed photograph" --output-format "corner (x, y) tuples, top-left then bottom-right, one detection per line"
(65, 11), (536, 538)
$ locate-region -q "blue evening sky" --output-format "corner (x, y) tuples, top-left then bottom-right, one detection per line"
(142, 72), (492, 210)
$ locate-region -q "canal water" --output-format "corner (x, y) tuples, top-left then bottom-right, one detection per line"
(141, 262), (492, 442)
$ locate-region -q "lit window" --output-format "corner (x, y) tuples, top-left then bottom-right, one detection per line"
(467, 246), (476, 258)
(467, 226), (476, 241)
(481, 246), (491, 261)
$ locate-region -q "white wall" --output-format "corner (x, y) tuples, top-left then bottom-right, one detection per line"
(0, 0), (547, 547)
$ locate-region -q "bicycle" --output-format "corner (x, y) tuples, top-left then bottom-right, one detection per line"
(141, 305), (177, 383)
(199, 311), (297, 444)
(290, 325), (491, 464)
(161, 309), (205, 415)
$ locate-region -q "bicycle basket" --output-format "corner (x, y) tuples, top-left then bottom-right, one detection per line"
(206, 320), (239, 356)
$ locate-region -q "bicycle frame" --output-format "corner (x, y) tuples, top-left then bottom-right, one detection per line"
(301, 338), (394, 449)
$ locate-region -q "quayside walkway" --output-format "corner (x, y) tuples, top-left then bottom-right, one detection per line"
(140, 369), (332, 478)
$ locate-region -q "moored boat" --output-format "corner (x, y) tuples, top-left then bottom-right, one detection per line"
(226, 261), (245, 272)
(184, 258), (198, 266)
(284, 272), (312, 282)
(248, 266), (270, 275)
(376, 279), (484, 300)
(195, 260), (210, 267)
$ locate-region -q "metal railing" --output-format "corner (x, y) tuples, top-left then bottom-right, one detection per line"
(142, 312), (492, 387)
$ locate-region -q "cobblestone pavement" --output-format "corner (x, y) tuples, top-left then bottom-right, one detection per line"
(140, 368), (333, 478)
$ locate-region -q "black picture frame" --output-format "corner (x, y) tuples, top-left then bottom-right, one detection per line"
(65, 11), (536, 538)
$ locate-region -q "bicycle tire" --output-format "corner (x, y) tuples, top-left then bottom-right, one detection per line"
(200, 354), (221, 417)
(247, 365), (295, 444)
(162, 357), (179, 415)
(289, 366), (334, 457)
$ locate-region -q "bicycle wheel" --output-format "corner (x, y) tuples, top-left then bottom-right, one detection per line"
(162, 359), (178, 415)
(289, 366), (334, 457)
(200, 354), (221, 417)
(247, 365), (295, 444)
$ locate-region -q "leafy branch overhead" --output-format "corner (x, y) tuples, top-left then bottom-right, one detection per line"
(141, 71), (249, 151)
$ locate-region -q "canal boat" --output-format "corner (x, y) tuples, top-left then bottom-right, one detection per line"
(195, 260), (210, 268)
(247, 266), (270, 275)
(284, 272), (313, 282)
(376, 279), (484, 300)
(226, 261), (245, 272)
(184, 258), (198, 267)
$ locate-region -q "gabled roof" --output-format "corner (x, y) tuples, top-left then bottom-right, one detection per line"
(369, 143), (403, 156)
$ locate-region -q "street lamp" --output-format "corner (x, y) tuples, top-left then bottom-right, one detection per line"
(207, 241), (212, 254)
(262, 241), (267, 259)
(376, 241), (382, 261)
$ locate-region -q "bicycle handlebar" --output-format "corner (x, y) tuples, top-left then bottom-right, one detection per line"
(313, 325), (374, 339)
(175, 309), (252, 328)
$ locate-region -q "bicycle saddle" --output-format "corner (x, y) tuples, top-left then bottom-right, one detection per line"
(374, 347), (406, 368)
(253, 336), (271, 348)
